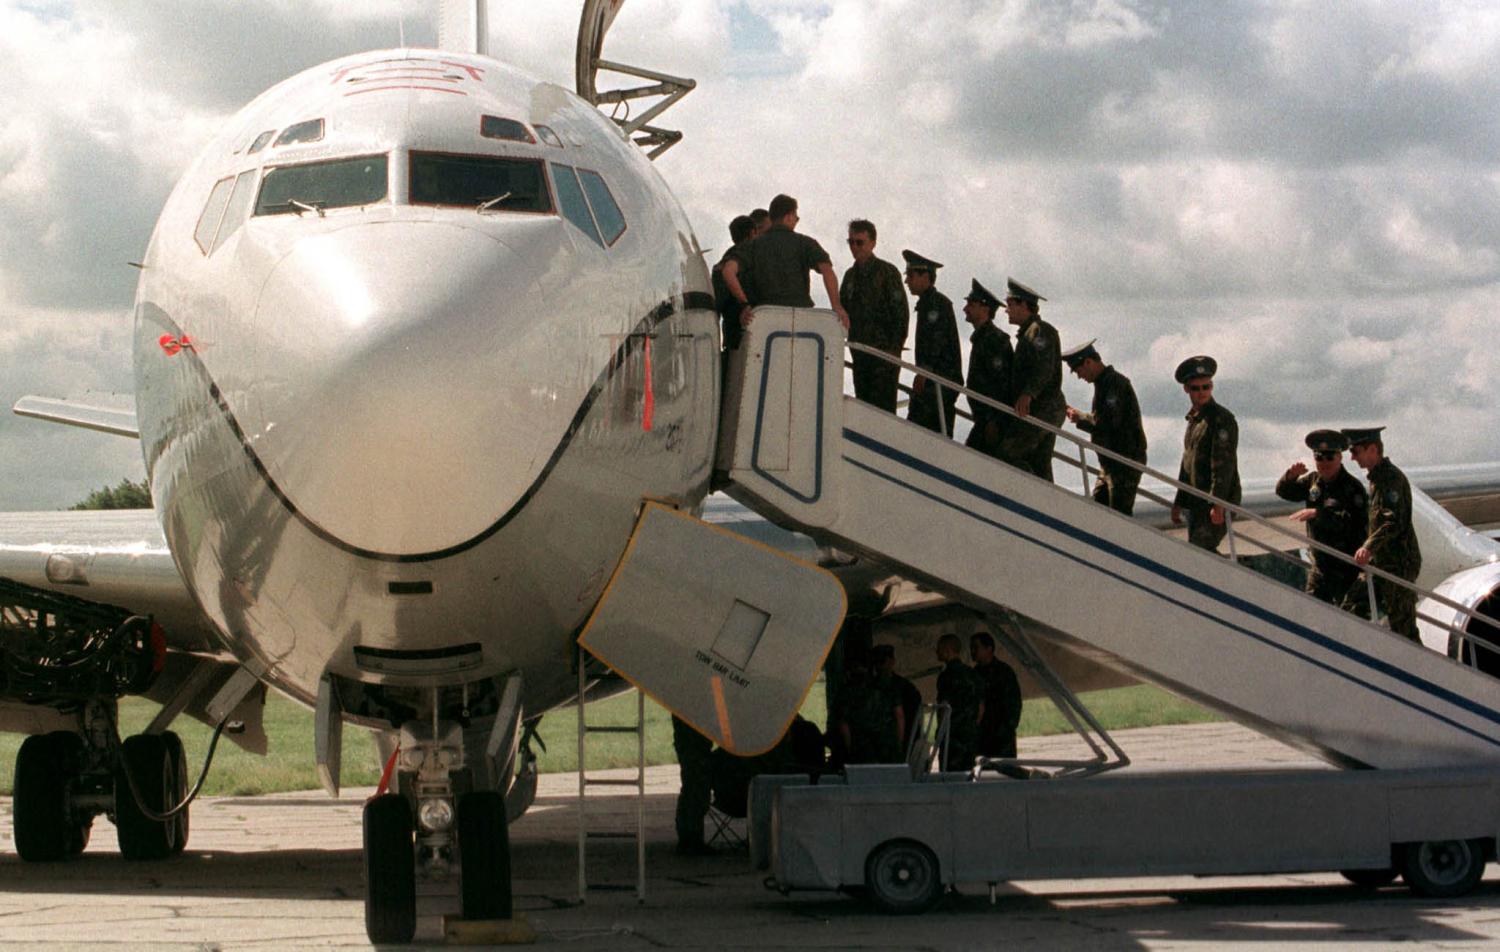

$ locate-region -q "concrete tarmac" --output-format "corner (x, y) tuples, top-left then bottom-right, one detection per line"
(3, 722), (1500, 950)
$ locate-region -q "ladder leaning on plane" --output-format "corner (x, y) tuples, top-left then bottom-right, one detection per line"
(715, 307), (1500, 771)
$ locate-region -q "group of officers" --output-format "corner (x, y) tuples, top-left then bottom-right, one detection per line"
(831, 632), (1023, 776)
(710, 193), (1425, 642)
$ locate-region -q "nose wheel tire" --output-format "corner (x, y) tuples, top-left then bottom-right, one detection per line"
(458, 790), (513, 921)
(115, 733), (178, 860)
(13, 732), (86, 862)
(1400, 839), (1487, 898)
(864, 839), (943, 914)
(363, 793), (417, 945)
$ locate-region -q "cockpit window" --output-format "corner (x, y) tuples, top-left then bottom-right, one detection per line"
(274, 118), (325, 147)
(577, 169), (626, 245)
(479, 116), (535, 144)
(254, 155), (389, 216)
(409, 152), (552, 213)
(194, 176), (235, 254)
(550, 164), (602, 246)
(533, 124), (563, 148)
(247, 130), (276, 154)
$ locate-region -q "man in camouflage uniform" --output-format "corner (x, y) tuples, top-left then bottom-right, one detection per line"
(969, 631), (1023, 760)
(839, 220), (908, 413)
(1274, 429), (1368, 605)
(1063, 339), (1147, 514)
(994, 278), (1065, 479)
(901, 250), (961, 437)
(961, 279), (1014, 455)
(1339, 427), (1423, 640)
(934, 633), (984, 772)
(1171, 356), (1241, 552)
(711, 215), (756, 354)
(836, 654), (904, 764)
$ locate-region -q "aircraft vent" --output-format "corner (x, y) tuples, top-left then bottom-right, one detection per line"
(575, 0), (695, 159)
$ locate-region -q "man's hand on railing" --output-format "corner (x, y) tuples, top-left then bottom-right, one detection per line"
(1290, 508), (1317, 523)
(1171, 504), (1183, 525)
(832, 304), (850, 330)
(1354, 547), (1373, 566)
(1015, 393), (1033, 418)
(738, 302), (754, 328)
(1209, 504), (1226, 526)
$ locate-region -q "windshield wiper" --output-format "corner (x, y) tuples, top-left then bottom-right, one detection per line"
(477, 192), (513, 213)
(289, 199), (325, 218)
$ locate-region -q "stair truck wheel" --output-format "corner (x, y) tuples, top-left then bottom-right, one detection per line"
(114, 733), (177, 860)
(161, 730), (190, 854)
(1400, 838), (1488, 898)
(13, 734), (73, 861)
(363, 793), (417, 944)
(458, 790), (513, 921)
(864, 838), (943, 914)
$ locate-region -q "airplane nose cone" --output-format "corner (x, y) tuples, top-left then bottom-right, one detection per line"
(247, 221), (554, 557)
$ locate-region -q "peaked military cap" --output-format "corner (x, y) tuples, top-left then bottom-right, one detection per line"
(1305, 429), (1348, 453)
(1005, 277), (1046, 304)
(1174, 355), (1217, 384)
(901, 249), (943, 273)
(1061, 338), (1101, 368)
(964, 279), (1001, 309)
(1341, 426), (1386, 447)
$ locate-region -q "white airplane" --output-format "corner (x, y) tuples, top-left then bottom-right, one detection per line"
(7, 1), (1500, 944)
(0, 2), (842, 942)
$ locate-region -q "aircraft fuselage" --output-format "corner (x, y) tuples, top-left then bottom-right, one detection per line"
(133, 49), (718, 712)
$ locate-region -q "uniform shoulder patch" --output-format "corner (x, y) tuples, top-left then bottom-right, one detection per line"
(925, 310), (938, 323)
(1218, 428), (1231, 442)
(1386, 489), (1401, 504)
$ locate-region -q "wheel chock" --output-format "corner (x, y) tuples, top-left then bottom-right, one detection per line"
(443, 914), (537, 945)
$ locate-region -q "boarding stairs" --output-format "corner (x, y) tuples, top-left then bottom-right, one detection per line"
(717, 307), (1500, 770)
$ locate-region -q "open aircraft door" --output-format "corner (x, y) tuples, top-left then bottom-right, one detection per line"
(578, 501), (845, 754)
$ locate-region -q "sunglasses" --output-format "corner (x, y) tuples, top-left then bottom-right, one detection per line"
(1313, 451), (1338, 461)
(1187, 383), (1213, 392)
(847, 237), (869, 246)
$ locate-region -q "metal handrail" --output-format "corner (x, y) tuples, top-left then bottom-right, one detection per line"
(841, 339), (1500, 657)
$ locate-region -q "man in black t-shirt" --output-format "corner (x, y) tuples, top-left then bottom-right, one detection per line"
(720, 193), (849, 332)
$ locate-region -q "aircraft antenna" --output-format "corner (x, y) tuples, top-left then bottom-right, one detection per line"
(575, 0), (695, 159)
(438, 0), (489, 56)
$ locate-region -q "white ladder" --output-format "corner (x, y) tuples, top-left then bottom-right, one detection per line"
(575, 647), (646, 903)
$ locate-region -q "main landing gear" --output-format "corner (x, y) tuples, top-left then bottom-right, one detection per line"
(10, 700), (193, 863)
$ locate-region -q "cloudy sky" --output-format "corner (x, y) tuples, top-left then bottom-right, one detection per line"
(2, 0), (1499, 510)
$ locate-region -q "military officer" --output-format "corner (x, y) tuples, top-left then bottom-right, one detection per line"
(1338, 427), (1423, 641)
(671, 715), (714, 854)
(902, 250), (961, 437)
(1171, 356), (1242, 552)
(1274, 429), (1368, 604)
(934, 633), (984, 772)
(839, 219), (908, 412)
(969, 631), (1023, 760)
(1063, 339), (1147, 514)
(993, 278), (1065, 478)
(961, 279), (1014, 454)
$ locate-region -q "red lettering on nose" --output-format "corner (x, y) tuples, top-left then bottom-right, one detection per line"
(158, 334), (181, 355)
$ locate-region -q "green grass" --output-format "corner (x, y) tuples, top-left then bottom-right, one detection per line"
(0, 683), (1217, 796)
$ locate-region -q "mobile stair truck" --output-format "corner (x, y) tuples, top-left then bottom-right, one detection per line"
(715, 308), (1500, 914)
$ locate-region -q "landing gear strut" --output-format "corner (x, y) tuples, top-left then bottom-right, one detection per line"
(355, 676), (523, 944)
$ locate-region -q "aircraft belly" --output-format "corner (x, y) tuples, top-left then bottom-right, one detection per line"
(140, 298), (719, 712)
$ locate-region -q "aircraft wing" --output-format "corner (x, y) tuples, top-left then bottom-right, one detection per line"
(0, 510), (214, 650)
(12, 395), (139, 439)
